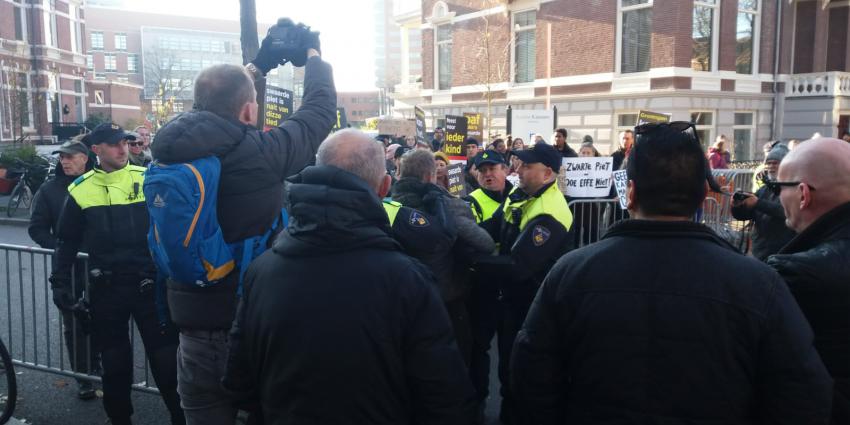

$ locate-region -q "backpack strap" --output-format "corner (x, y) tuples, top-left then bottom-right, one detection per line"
(233, 207), (289, 296)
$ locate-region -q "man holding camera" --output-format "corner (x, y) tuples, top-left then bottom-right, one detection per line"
(731, 143), (796, 261)
(151, 19), (336, 425)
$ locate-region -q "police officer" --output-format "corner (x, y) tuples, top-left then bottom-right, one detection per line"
(478, 142), (573, 424)
(50, 123), (184, 425)
(29, 138), (99, 400)
(463, 150), (516, 422)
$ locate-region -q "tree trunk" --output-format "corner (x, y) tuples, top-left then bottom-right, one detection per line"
(240, 0), (264, 129)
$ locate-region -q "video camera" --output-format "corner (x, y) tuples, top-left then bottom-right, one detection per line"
(265, 18), (319, 67)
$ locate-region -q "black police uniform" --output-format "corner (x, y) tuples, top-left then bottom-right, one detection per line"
(51, 124), (184, 425)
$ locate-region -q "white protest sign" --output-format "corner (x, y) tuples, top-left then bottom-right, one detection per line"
(558, 157), (614, 198)
(511, 109), (554, 142)
(612, 170), (629, 209)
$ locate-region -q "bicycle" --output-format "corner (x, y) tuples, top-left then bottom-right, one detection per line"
(0, 336), (16, 424)
(5, 158), (49, 218)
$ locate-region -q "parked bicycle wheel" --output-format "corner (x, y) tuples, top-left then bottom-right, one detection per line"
(5, 183), (32, 218)
(0, 337), (17, 425)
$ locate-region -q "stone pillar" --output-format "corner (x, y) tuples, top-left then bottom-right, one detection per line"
(812, 0), (829, 72)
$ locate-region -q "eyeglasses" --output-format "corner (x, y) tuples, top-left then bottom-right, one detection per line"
(128, 142), (144, 147)
(765, 181), (816, 196)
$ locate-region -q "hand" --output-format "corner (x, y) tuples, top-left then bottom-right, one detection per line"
(50, 280), (76, 311)
(302, 30), (320, 56)
(252, 18), (297, 74)
(732, 193), (757, 209)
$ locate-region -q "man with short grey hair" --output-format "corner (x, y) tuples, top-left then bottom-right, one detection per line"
(768, 137), (850, 424)
(224, 129), (475, 424)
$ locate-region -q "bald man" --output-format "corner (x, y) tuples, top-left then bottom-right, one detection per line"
(767, 137), (850, 424)
(224, 129), (475, 425)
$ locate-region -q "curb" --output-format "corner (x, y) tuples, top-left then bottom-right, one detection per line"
(0, 216), (29, 227)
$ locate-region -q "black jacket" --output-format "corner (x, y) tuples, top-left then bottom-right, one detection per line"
(731, 185), (797, 261)
(513, 219), (833, 425)
(29, 168), (77, 250)
(223, 165), (475, 425)
(768, 201), (850, 425)
(151, 56), (336, 329)
(391, 178), (495, 301)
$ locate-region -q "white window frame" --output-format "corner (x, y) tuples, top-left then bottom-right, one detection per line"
(104, 54), (117, 72)
(511, 8), (538, 85)
(429, 1), (455, 92)
(14, 72), (34, 130)
(94, 90), (105, 105)
(689, 110), (715, 149)
(434, 24), (453, 91)
(732, 111), (756, 161)
(615, 0), (653, 75)
(43, 0), (58, 48)
(91, 32), (104, 50)
(13, 1), (28, 42)
(736, 0), (761, 75)
(127, 54), (138, 73)
(115, 33), (127, 51)
(692, 0), (720, 72)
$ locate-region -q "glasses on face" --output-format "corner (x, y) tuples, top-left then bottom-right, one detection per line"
(765, 181), (816, 197)
(129, 142), (144, 147)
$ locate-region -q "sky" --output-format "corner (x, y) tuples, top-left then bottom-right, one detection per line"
(123, 0), (378, 91)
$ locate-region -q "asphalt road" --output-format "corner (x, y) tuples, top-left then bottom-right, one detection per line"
(1, 223), (506, 424)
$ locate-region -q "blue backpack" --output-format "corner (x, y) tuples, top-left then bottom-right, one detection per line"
(143, 156), (287, 292)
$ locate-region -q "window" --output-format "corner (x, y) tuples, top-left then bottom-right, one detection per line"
(736, 0), (759, 74)
(94, 90), (105, 105)
(127, 54), (138, 73)
(43, 0), (58, 48)
(15, 73), (32, 128)
(615, 113), (639, 139)
(513, 10), (536, 83)
(13, 1), (27, 42)
(733, 112), (755, 160)
(104, 54), (117, 72)
(115, 33), (127, 51)
(91, 32), (104, 50)
(436, 24), (452, 90)
(173, 102), (184, 113)
(69, 4), (82, 53)
(619, 0), (652, 73)
(690, 111), (714, 150)
(692, 0), (717, 71)
(86, 54), (94, 70)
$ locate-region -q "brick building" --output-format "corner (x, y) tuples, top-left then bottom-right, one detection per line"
(392, 0), (850, 160)
(0, 0), (88, 143)
(337, 91), (382, 126)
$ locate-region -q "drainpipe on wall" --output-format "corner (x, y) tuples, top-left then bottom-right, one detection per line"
(770, 0), (783, 142)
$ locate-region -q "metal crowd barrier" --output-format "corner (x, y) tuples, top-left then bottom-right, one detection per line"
(0, 243), (159, 394)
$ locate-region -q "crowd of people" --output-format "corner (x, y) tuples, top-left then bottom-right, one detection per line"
(25, 19), (850, 425)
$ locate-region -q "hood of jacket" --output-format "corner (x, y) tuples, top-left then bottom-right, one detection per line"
(151, 110), (248, 163)
(274, 165), (400, 257)
(391, 177), (445, 209)
(604, 219), (738, 251)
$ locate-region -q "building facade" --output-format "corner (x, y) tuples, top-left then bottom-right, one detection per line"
(0, 0), (88, 143)
(376, 0), (424, 116)
(392, 0), (850, 160)
(337, 91), (382, 126)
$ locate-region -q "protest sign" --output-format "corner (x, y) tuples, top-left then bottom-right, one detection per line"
(464, 112), (483, 143)
(263, 85), (293, 131)
(446, 163), (467, 197)
(636, 110), (671, 125)
(511, 109), (554, 141)
(558, 157), (614, 198)
(612, 170), (629, 209)
(332, 107), (348, 131)
(378, 118), (416, 137)
(443, 115), (468, 160)
(415, 106), (426, 144)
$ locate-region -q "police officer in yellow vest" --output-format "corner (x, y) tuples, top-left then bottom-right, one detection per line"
(467, 150), (514, 225)
(50, 123), (184, 425)
(480, 142), (573, 425)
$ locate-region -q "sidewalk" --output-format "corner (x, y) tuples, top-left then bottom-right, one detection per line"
(0, 193), (31, 226)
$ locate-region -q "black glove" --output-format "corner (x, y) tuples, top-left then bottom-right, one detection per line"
(251, 18), (297, 75)
(302, 29), (321, 56)
(50, 276), (76, 311)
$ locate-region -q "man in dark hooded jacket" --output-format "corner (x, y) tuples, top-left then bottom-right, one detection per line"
(223, 129), (475, 425)
(768, 137), (850, 424)
(151, 27), (335, 424)
(512, 123), (833, 425)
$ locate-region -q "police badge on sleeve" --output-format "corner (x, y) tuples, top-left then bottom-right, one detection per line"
(532, 225), (551, 246)
(410, 211), (430, 227)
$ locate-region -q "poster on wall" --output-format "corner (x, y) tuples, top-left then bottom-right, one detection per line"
(511, 109), (554, 142)
(443, 115), (468, 161)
